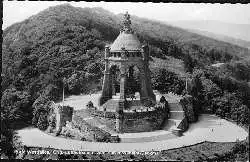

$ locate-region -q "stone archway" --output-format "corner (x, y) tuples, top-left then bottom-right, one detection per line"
(126, 65), (141, 99)
(109, 65), (121, 95)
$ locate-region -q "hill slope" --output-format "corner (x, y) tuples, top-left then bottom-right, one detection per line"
(3, 4), (250, 63)
(2, 4), (250, 100)
(185, 28), (250, 49)
(168, 20), (250, 42)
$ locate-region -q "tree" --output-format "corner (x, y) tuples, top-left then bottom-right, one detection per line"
(152, 68), (185, 94)
(213, 92), (242, 119)
(37, 112), (49, 130)
(1, 89), (24, 159)
(190, 70), (203, 98)
(1, 88), (32, 124)
(32, 95), (52, 130)
(0, 119), (20, 159)
(183, 53), (196, 73)
(201, 78), (223, 112)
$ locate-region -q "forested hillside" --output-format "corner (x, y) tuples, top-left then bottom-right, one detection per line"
(183, 28), (250, 49)
(2, 2), (250, 122)
(1, 4), (249, 158)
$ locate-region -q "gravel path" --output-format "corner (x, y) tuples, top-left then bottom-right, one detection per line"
(56, 93), (101, 110)
(17, 114), (248, 152)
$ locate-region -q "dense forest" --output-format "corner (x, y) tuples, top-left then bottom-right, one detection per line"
(1, 4), (249, 159)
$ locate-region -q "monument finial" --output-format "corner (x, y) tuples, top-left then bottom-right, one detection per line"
(122, 11), (132, 33)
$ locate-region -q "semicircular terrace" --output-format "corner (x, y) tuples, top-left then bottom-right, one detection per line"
(17, 114), (248, 152)
(17, 92), (248, 152)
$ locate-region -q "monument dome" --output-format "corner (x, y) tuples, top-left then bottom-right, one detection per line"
(110, 11), (141, 52)
(110, 32), (141, 52)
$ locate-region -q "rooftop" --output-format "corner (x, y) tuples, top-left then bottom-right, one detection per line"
(110, 12), (142, 52)
(110, 32), (141, 52)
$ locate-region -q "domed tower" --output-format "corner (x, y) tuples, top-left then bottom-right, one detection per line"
(99, 12), (156, 110)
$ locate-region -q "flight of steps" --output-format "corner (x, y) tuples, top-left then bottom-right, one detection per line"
(163, 102), (185, 136)
(102, 99), (120, 112)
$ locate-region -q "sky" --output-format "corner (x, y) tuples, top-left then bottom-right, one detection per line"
(3, 1), (250, 29)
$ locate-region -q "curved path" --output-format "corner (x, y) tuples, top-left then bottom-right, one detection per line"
(17, 114), (248, 152)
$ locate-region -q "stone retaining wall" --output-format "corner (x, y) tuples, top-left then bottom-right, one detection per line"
(88, 103), (166, 120)
(54, 105), (73, 132)
(122, 108), (167, 132)
(71, 115), (112, 142)
(177, 116), (189, 132)
(88, 103), (168, 133)
(179, 95), (197, 123)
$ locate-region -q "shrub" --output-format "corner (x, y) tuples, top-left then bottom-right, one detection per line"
(32, 95), (55, 131)
(65, 131), (73, 138)
(160, 96), (167, 103)
(1, 88), (32, 124)
(232, 142), (248, 154)
(48, 114), (56, 128)
(110, 135), (120, 143)
(86, 101), (94, 108)
(37, 113), (48, 130)
(152, 69), (185, 95)
(32, 113), (39, 126)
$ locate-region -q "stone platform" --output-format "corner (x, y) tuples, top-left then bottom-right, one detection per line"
(18, 114), (248, 151)
(56, 91), (191, 138)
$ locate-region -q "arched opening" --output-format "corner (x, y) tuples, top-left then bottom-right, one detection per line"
(126, 65), (141, 100)
(126, 52), (129, 57)
(110, 65), (121, 95)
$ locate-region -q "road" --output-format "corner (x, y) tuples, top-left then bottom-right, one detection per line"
(17, 114), (248, 152)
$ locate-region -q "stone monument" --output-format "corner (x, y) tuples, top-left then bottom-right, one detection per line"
(99, 12), (156, 108)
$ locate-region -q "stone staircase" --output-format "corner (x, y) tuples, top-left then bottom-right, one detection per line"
(162, 102), (186, 136)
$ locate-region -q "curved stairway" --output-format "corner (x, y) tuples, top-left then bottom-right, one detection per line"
(162, 102), (186, 136)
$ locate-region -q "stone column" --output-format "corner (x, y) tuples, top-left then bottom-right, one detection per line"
(144, 65), (156, 102)
(119, 64), (126, 100)
(99, 46), (112, 105)
(111, 75), (116, 96)
(142, 45), (156, 102)
(139, 71), (149, 102)
(55, 106), (62, 134)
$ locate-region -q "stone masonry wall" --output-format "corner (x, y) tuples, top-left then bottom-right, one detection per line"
(55, 105), (73, 132)
(88, 103), (168, 133)
(177, 116), (189, 132)
(122, 111), (166, 133)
